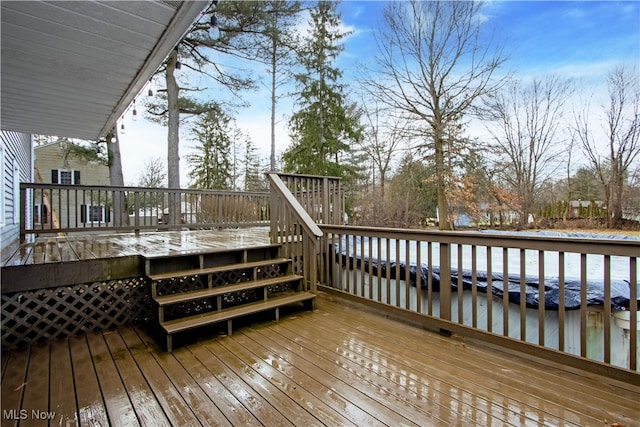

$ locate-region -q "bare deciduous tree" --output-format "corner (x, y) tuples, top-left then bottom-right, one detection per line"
(358, 98), (406, 200)
(367, 0), (507, 230)
(573, 65), (640, 227)
(484, 75), (573, 225)
(138, 157), (167, 188)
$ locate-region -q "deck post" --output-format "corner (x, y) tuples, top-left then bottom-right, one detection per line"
(20, 184), (26, 241)
(439, 242), (452, 325)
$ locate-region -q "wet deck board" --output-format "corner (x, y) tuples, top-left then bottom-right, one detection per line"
(68, 335), (109, 427)
(2, 295), (638, 426)
(2, 228), (272, 267)
(1, 347), (29, 427)
(113, 328), (214, 425)
(85, 332), (140, 426)
(101, 331), (172, 426)
(49, 339), (78, 426)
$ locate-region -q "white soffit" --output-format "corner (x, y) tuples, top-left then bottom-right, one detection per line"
(1, 0), (207, 140)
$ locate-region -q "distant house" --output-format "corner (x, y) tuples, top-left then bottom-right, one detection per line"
(0, 130), (33, 250)
(569, 200), (605, 218)
(33, 141), (111, 229)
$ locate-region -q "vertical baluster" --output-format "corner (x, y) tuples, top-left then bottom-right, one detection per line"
(329, 230), (335, 289)
(558, 252), (566, 352)
(471, 245), (477, 328)
(361, 234), (366, 298)
(629, 257), (637, 371)
(502, 247), (509, 336)
(37, 188), (42, 231)
(603, 254), (611, 364)
(109, 189), (114, 228)
(385, 237), (391, 305)
(416, 241), (422, 314)
(368, 235), (373, 299)
(72, 188), (77, 230)
(352, 235), (362, 295)
(440, 241), (451, 322)
(405, 239), (411, 310)
(520, 249), (527, 341)
(322, 177), (329, 225)
(580, 253), (588, 358)
(336, 179), (342, 224)
(81, 188), (86, 230)
(486, 246), (493, 333)
(134, 190), (140, 233)
(457, 243), (463, 324)
(427, 241), (433, 315)
(20, 184), (26, 238)
(338, 233), (344, 291)
(312, 178), (318, 221)
(345, 233), (351, 293)
(65, 186), (70, 230)
(395, 238), (401, 307)
(54, 187), (59, 230)
(376, 237), (382, 302)
(538, 250), (545, 346)
(98, 190), (103, 228)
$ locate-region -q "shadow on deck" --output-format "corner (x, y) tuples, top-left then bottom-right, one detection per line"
(2, 293), (638, 426)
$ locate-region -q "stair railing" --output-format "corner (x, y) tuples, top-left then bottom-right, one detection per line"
(267, 173), (323, 293)
(276, 173), (343, 224)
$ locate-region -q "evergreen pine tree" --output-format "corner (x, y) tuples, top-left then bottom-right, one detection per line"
(283, 0), (361, 179)
(187, 106), (235, 190)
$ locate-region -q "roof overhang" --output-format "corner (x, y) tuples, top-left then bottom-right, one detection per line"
(1, 0), (208, 141)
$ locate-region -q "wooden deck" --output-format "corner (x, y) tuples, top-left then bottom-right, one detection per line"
(1, 228), (272, 267)
(1, 228), (272, 291)
(2, 293), (638, 427)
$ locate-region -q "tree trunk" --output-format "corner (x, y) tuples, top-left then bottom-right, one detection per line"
(434, 133), (452, 230)
(107, 128), (129, 227)
(270, 35), (277, 172)
(610, 159), (624, 227)
(166, 49), (181, 228)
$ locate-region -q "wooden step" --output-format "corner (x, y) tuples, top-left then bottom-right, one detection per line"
(162, 292), (316, 335)
(154, 274), (304, 306)
(143, 243), (281, 260)
(147, 258), (292, 282)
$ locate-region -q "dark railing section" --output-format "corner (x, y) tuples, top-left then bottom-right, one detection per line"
(20, 183), (269, 237)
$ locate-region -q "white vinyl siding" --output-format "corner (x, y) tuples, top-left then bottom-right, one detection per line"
(0, 130), (32, 249)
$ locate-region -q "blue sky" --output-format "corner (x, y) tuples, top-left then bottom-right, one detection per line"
(119, 0), (640, 186)
(339, 1), (639, 78)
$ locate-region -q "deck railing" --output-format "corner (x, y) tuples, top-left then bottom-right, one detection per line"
(267, 173), (322, 295)
(318, 225), (639, 381)
(277, 173), (343, 225)
(20, 183), (269, 238)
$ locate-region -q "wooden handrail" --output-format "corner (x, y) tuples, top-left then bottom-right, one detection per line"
(267, 173), (323, 297)
(20, 182), (270, 238)
(267, 173), (322, 238)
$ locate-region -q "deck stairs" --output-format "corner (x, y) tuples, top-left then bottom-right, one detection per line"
(144, 244), (315, 351)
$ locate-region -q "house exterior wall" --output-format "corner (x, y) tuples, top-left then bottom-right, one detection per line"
(34, 142), (110, 185)
(0, 130), (33, 249)
(33, 142), (111, 229)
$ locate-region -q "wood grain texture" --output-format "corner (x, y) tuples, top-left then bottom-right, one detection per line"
(2, 295), (638, 426)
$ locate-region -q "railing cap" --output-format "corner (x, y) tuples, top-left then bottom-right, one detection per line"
(272, 172), (342, 181)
